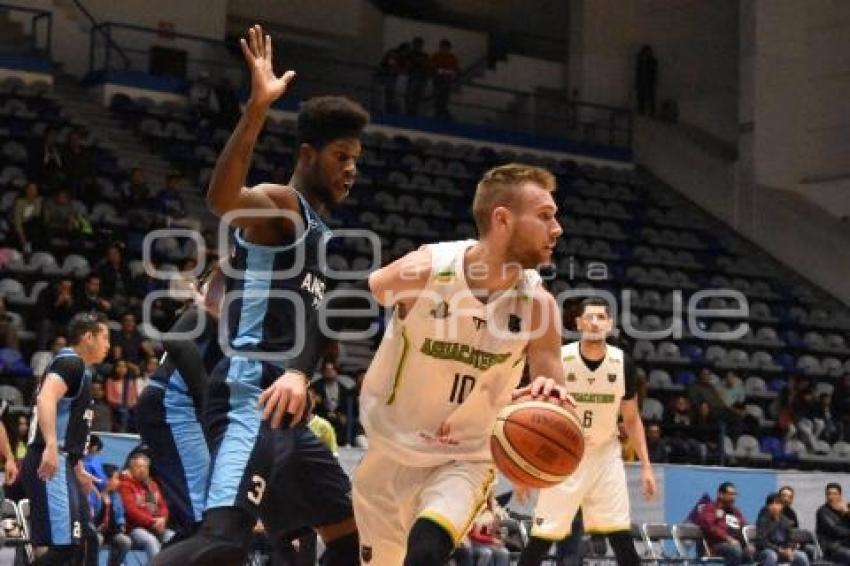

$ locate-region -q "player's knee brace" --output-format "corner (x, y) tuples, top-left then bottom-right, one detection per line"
(607, 530), (640, 566)
(518, 536), (554, 566)
(403, 519), (455, 566)
(320, 532), (359, 566)
(34, 545), (77, 566)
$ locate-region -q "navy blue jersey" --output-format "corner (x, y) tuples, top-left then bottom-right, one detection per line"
(224, 193), (331, 360)
(29, 348), (93, 460)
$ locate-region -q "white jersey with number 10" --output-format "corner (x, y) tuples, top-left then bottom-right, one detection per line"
(360, 240), (541, 467)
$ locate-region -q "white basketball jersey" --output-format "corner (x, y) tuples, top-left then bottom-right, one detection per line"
(561, 342), (625, 450)
(360, 240), (541, 466)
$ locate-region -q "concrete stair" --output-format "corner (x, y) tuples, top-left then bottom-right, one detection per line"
(51, 73), (213, 228)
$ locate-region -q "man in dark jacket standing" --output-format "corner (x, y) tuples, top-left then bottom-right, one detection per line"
(817, 483), (850, 564)
(696, 482), (756, 565)
(757, 493), (809, 566)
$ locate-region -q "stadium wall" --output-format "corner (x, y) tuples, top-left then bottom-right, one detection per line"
(742, 0), (850, 216)
(568, 0), (739, 145)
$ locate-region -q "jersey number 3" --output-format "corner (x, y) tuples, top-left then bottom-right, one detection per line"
(449, 374), (476, 404)
(246, 475), (266, 505)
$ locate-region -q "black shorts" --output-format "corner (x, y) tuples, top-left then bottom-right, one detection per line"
(204, 356), (352, 533)
(21, 447), (85, 546)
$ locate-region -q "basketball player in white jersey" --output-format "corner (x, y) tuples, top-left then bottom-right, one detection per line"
(518, 297), (657, 566)
(355, 163), (571, 566)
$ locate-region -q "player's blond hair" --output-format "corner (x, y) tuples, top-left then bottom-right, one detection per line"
(472, 163), (556, 236)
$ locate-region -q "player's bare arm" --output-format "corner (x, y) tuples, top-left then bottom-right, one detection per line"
(207, 24), (298, 240)
(0, 421), (17, 484)
(368, 245), (433, 316)
(35, 374), (68, 481)
(621, 398), (657, 499)
(514, 288), (572, 404)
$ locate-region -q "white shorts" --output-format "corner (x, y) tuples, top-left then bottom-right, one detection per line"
(531, 439), (631, 540)
(352, 447), (495, 565)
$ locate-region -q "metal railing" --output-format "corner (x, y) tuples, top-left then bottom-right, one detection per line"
(0, 3), (52, 55)
(86, 22), (632, 151)
(70, 0), (130, 72)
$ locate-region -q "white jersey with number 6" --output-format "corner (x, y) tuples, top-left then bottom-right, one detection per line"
(360, 240), (541, 467)
(561, 341), (626, 450)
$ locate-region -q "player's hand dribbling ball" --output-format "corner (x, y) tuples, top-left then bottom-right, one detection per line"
(491, 397), (584, 488)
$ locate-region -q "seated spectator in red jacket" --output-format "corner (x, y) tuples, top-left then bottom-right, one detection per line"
(118, 452), (174, 560)
(696, 482), (755, 565)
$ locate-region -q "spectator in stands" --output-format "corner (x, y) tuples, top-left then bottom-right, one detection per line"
(311, 360), (351, 444)
(696, 482), (755, 565)
(91, 379), (113, 432)
(119, 452), (174, 560)
(106, 359), (139, 431)
(62, 127), (96, 200)
(124, 168), (150, 203)
(42, 188), (79, 239)
(111, 313), (154, 366)
(405, 36), (431, 116)
(84, 434), (108, 498)
(719, 371), (746, 407)
(645, 422), (670, 463)
(665, 395), (693, 429)
(834, 375), (850, 441)
(96, 244), (133, 309)
(693, 400), (721, 459)
(307, 389), (339, 457)
(31, 335), (67, 378)
(468, 495), (511, 566)
(12, 414), (28, 461)
(814, 392), (842, 444)
(377, 42), (408, 113)
(689, 368), (726, 411)
(77, 273), (112, 316)
(36, 278), (77, 349)
(95, 464), (132, 566)
(135, 356), (158, 395)
(12, 181), (43, 253)
(635, 45), (658, 117)
(756, 492), (809, 566)
(778, 486), (800, 528)
(154, 173), (189, 226)
(27, 125), (62, 189)
(188, 70), (220, 127)
(430, 39), (460, 120)
(816, 483), (850, 563)
(0, 298), (19, 351)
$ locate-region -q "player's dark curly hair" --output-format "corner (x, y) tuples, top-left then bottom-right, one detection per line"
(297, 96), (370, 149)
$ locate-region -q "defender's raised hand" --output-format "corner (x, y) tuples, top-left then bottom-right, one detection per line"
(239, 24), (295, 109)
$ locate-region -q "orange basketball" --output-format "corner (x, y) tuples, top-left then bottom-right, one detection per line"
(491, 400), (585, 488)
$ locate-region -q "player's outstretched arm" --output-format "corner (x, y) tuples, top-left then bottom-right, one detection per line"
(368, 246), (432, 310)
(621, 398), (656, 500)
(0, 422), (17, 484)
(207, 24), (297, 228)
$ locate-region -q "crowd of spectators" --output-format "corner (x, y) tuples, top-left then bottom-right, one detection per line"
(377, 37), (461, 119)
